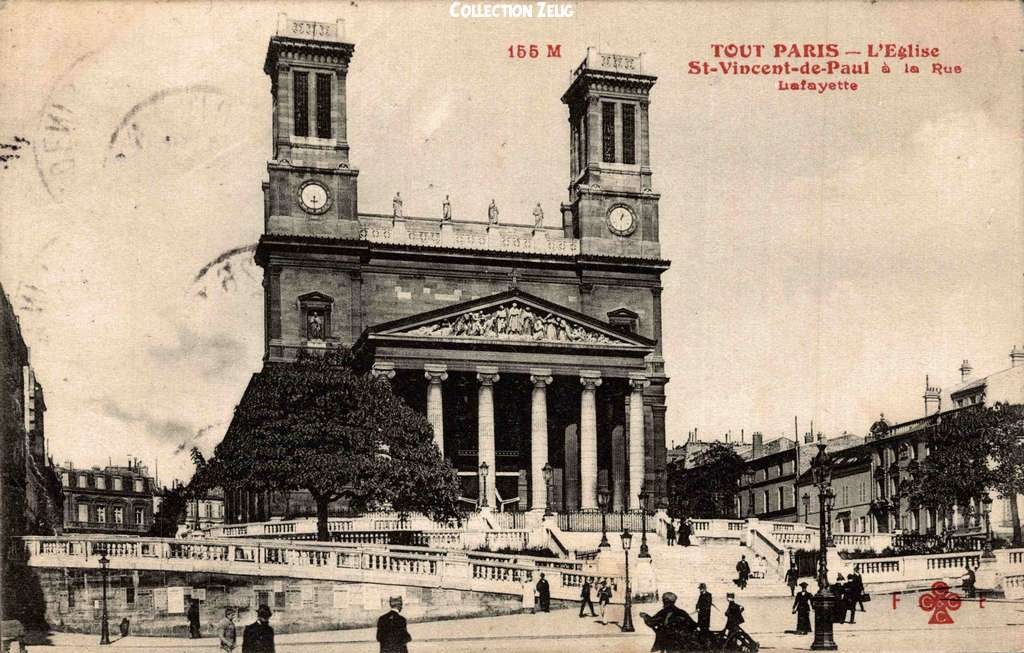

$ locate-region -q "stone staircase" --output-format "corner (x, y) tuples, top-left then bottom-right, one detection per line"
(647, 541), (788, 600)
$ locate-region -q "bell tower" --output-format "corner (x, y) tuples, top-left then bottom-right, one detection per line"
(561, 48), (660, 259)
(262, 17), (360, 237)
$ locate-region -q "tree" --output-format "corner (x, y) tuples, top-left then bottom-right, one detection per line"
(151, 484), (188, 537)
(904, 406), (997, 534)
(198, 349), (462, 541)
(987, 403), (1024, 545)
(666, 442), (745, 519)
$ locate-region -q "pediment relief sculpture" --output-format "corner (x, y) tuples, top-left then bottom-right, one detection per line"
(401, 302), (621, 344)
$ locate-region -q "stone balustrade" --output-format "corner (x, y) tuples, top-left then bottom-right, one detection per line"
(20, 534), (628, 603)
(840, 549), (1024, 590)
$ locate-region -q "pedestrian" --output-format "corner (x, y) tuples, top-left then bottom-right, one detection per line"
(522, 576), (536, 614)
(792, 582), (812, 635)
(242, 604), (275, 653)
(597, 580), (613, 624)
(850, 565), (867, 612)
(785, 564), (799, 596)
(844, 576), (859, 624)
(187, 598), (202, 639)
(695, 582), (713, 633)
(832, 574), (848, 623)
(218, 607), (237, 652)
(735, 555), (750, 589)
(118, 617), (130, 639)
(678, 518), (692, 546)
(665, 519), (676, 546)
(640, 592), (699, 653)
(578, 576), (597, 617)
(376, 596), (412, 653)
(961, 566), (976, 598)
(724, 594), (745, 636)
(536, 572), (551, 612)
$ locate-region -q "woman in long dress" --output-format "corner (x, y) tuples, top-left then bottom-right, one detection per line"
(793, 582), (812, 634)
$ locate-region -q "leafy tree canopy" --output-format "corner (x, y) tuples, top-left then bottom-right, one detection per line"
(196, 349), (462, 540)
(667, 441), (745, 519)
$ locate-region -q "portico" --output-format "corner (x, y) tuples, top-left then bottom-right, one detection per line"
(357, 289), (657, 513)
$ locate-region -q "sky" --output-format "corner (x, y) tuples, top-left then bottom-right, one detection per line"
(1, 1), (1021, 484)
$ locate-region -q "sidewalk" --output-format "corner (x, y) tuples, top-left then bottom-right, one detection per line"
(25, 594), (1024, 652)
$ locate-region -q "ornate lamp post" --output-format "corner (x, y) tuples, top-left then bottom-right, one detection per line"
(745, 468), (756, 517)
(99, 546), (111, 645)
(620, 529), (635, 633)
(810, 442), (837, 650)
(478, 461), (489, 510)
(824, 488), (837, 548)
(597, 485), (611, 548)
(542, 462), (553, 517)
(638, 485), (651, 559)
(981, 495), (995, 560)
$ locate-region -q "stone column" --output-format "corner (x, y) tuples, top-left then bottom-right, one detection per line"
(579, 370), (602, 509)
(370, 361), (396, 381)
(477, 366), (500, 509)
(628, 374), (648, 510)
(529, 369), (553, 511)
(424, 364), (448, 457)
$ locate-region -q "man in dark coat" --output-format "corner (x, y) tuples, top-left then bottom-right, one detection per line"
(578, 577), (597, 617)
(724, 594), (745, 636)
(665, 520), (676, 546)
(792, 582), (812, 634)
(536, 573), (551, 612)
(376, 596), (412, 653)
(849, 566), (866, 612)
(242, 604), (275, 653)
(640, 592), (698, 653)
(187, 599), (202, 639)
(695, 583), (713, 633)
(735, 555), (751, 589)
(785, 565), (800, 596)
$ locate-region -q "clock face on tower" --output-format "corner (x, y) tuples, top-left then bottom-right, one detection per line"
(298, 180), (332, 214)
(607, 205), (637, 236)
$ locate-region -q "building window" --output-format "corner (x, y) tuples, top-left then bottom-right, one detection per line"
(126, 586), (135, 605)
(113, 476), (123, 491)
(95, 475), (106, 490)
(293, 71), (309, 137)
(204, 503), (212, 518)
(621, 103), (636, 164)
(96, 506), (106, 523)
(62, 472), (70, 486)
(134, 507), (145, 526)
(134, 478), (144, 493)
(315, 73), (332, 139)
(762, 490), (770, 513)
(274, 591), (286, 609)
(113, 507), (124, 525)
(842, 486), (848, 505)
(778, 487), (786, 510)
(77, 503), (89, 522)
(78, 475), (88, 488)
(601, 102), (615, 163)
(256, 590), (270, 608)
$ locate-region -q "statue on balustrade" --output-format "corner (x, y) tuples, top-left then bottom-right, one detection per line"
(442, 195), (451, 221)
(488, 199), (499, 225)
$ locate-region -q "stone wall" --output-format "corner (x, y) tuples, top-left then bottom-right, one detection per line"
(33, 567), (574, 636)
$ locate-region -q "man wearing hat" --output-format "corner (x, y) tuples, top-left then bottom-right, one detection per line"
(695, 583), (713, 634)
(377, 596), (412, 653)
(724, 594), (745, 637)
(241, 604), (275, 653)
(640, 591), (698, 652)
(792, 582), (812, 634)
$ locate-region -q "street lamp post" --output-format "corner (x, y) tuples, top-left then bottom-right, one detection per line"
(479, 461), (489, 510)
(810, 443), (837, 651)
(542, 463), (553, 517)
(824, 488), (837, 548)
(620, 529), (635, 633)
(597, 485), (611, 548)
(99, 546), (111, 645)
(638, 485), (651, 559)
(981, 495), (995, 560)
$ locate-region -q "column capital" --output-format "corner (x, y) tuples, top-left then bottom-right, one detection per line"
(477, 365), (500, 386)
(371, 361), (396, 380)
(629, 373), (649, 392)
(530, 368), (553, 387)
(580, 370), (602, 390)
(424, 364), (448, 384)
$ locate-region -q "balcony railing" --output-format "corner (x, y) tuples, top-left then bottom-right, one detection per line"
(64, 521), (148, 532)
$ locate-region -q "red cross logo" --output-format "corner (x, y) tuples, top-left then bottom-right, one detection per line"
(918, 581), (961, 624)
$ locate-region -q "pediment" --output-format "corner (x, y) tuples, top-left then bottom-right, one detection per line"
(368, 290), (653, 349)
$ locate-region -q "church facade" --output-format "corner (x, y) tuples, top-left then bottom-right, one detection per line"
(227, 19), (671, 521)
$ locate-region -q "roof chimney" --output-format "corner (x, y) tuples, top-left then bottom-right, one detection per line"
(1011, 346), (1024, 368)
(959, 359), (973, 382)
(803, 431), (813, 444)
(923, 375), (942, 416)
(752, 432), (764, 458)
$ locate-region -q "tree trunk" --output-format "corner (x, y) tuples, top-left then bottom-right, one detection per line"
(315, 495), (331, 542)
(1009, 492), (1022, 546)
